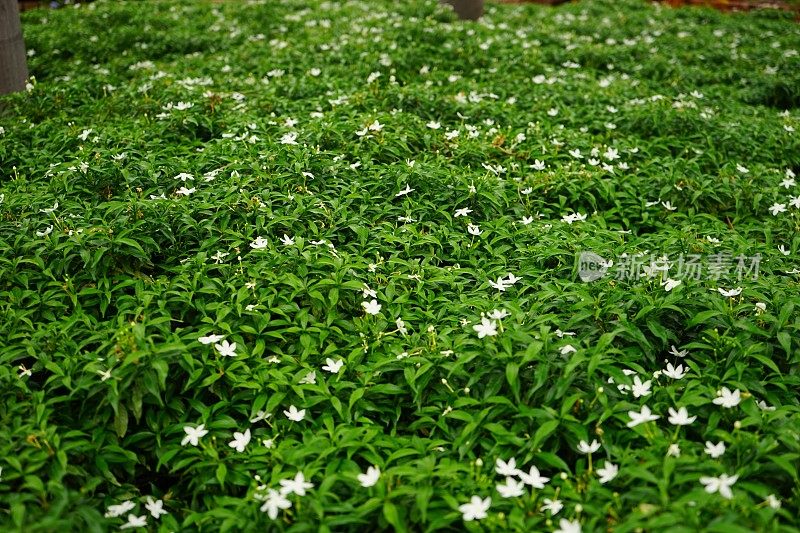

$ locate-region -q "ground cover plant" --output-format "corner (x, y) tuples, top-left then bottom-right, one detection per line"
(1, 0), (799, 530)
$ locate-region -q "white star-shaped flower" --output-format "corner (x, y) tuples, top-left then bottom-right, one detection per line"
(496, 477), (525, 498)
(181, 424), (208, 447)
(627, 405), (660, 427)
(144, 497), (168, 519)
(357, 465), (381, 488)
(283, 405), (306, 422)
(668, 406), (696, 426)
(473, 317), (498, 339)
(577, 439), (601, 454)
(495, 457), (517, 476)
(228, 428), (251, 452)
(198, 334), (224, 345)
(120, 514), (147, 530)
(516, 465), (549, 488)
(258, 489), (292, 519)
(699, 473), (738, 499)
(362, 299), (382, 315)
(279, 472), (314, 496)
(704, 441), (726, 458)
(596, 462), (618, 484)
(214, 340), (237, 357)
(712, 387), (741, 408)
(321, 358), (344, 374)
(458, 495), (491, 521)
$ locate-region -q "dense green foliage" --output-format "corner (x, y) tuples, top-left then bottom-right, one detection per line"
(1, 0), (799, 530)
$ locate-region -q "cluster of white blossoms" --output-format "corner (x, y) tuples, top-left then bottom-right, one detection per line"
(767, 169), (799, 216)
(104, 497), (168, 530)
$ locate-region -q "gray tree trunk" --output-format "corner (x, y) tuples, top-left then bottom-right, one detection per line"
(0, 0), (29, 95)
(440, 0), (484, 20)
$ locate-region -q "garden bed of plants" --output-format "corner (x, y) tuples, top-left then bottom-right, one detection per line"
(1, 0), (799, 530)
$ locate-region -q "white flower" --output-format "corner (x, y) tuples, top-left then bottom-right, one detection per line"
(757, 399), (776, 411)
(667, 443), (681, 457)
(521, 216), (534, 225)
(214, 340), (237, 357)
(299, 371), (316, 385)
(561, 212), (587, 224)
(395, 317), (408, 334)
(228, 428), (251, 452)
(36, 225), (53, 237)
(176, 187), (196, 196)
(699, 473), (738, 499)
(669, 345), (688, 358)
(280, 132), (299, 145)
(559, 344), (577, 356)
(249, 410), (270, 423)
(40, 202), (59, 214)
(250, 236), (269, 249)
(663, 363), (687, 380)
(704, 441), (726, 458)
(174, 173), (194, 182)
(577, 440), (601, 454)
(284, 405), (306, 421)
(279, 472), (314, 496)
(712, 387), (742, 408)
(473, 317), (498, 339)
(467, 224), (482, 236)
(395, 184), (414, 197)
(144, 497), (168, 519)
(554, 518), (582, 533)
(362, 299), (382, 315)
(495, 457), (517, 476)
(488, 276), (509, 291)
(496, 477), (525, 498)
(322, 358), (344, 373)
(105, 501), (136, 518)
(199, 334), (224, 345)
(458, 495), (491, 521)
(541, 497), (563, 515)
(487, 309), (509, 320)
(769, 203), (787, 215)
(120, 514), (147, 529)
(736, 164), (749, 174)
(631, 376), (652, 398)
(516, 465), (549, 488)
(454, 207), (473, 218)
(426, 121), (441, 130)
(280, 234), (295, 246)
(596, 462), (618, 484)
(358, 465), (381, 488)
(668, 407), (696, 426)
(662, 278), (681, 291)
(717, 287), (742, 297)
(259, 489), (292, 519)
(181, 424), (209, 446)
(766, 494), (781, 509)
(627, 405), (660, 427)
